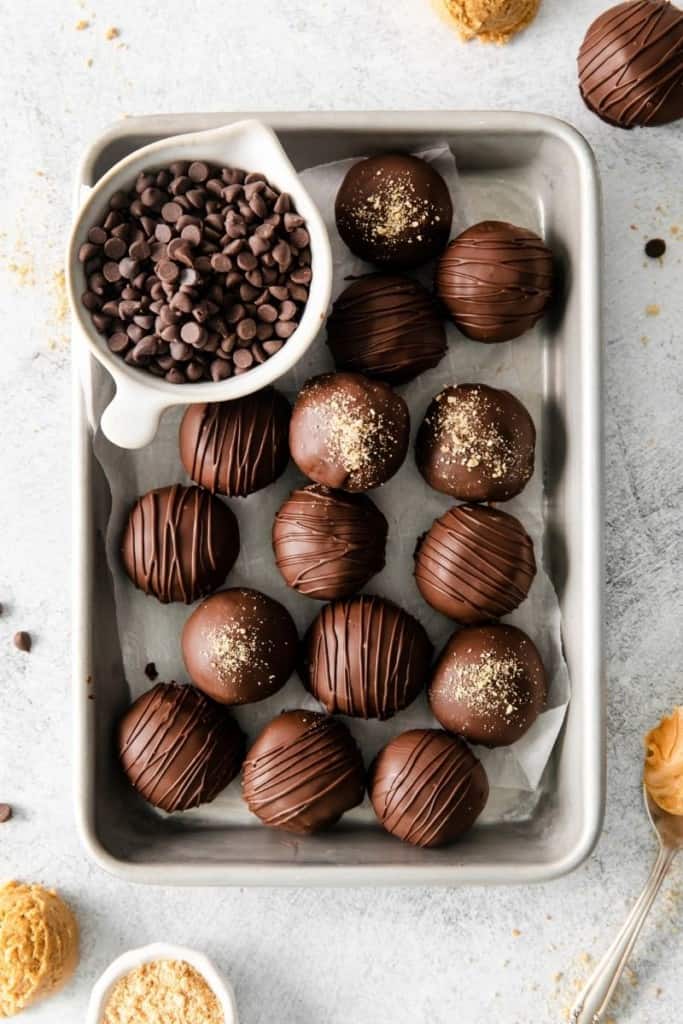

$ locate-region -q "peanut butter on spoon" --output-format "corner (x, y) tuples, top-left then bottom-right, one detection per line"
(644, 706), (683, 815)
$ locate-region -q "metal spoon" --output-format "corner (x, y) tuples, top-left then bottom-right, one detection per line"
(570, 788), (683, 1023)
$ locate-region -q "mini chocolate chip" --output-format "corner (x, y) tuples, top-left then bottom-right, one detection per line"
(645, 238), (666, 259)
(257, 303), (278, 323)
(129, 239), (151, 261)
(275, 320), (297, 339)
(186, 361), (205, 381)
(161, 201), (182, 223)
(290, 267), (312, 285)
(133, 337), (158, 360)
(233, 348), (254, 369)
(236, 318), (257, 341)
(165, 367), (186, 384)
(141, 187), (164, 208)
(263, 339), (284, 355)
(108, 332), (129, 353)
(118, 257), (139, 280)
(188, 161), (210, 183)
(13, 631), (31, 653)
(289, 284), (309, 303)
(79, 242), (99, 263)
(180, 321), (206, 346)
(102, 261), (122, 283)
(157, 260), (179, 283)
(268, 285), (289, 301)
(104, 236), (127, 260)
(0, 805), (12, 824)
(211, 253), (232, 273)
(181, 224), (202, 245)
(272, 241), (291, 268)
(274, 192), (291, 214)
(284, 212), (305, 231)
(279, 300), (297, 322)
(88, 226), (107, 245)
(210, 358), (233, 381)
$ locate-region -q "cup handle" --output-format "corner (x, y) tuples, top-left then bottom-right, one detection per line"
(100, 377), (170, 449)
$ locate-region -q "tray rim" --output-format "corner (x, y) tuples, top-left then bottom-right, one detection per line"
(72, 109), (605, 886)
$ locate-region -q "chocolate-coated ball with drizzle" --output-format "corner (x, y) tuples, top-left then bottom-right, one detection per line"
(326, 274), (447, 384)
(302, 594), (433, 719)
(118, 682), (245, 812)
(179, 388), (291, 498)
(578, 0), (683, 129)
(369, 729), (489, 847)
(242, 709), (365, 834)
(414, 503), (536, 623)
(272, 484), (388, 600)
(121, 484), (239, 604)
(436, 220), (553, 343)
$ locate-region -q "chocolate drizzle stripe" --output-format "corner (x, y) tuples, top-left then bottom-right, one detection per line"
(578, 0), (683, 127)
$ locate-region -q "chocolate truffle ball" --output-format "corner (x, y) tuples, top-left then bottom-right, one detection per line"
(326, 275), (447, 384)
(289, 372), (410, 492)
(335, 154), (453, 269)
(272, 484), (388, 600)
(181, 588), (298, 705)
(369, 729), (489, 847)
(302, 594), (433, 719)
(242, 709), (365, 834)
(578, 1), (683, 129)
(430, 624), (547, 747)
(414, 503), (536, 623)
(179, 388), (291, 497)
(118, 682), (245, 812)
(416, 383), (536, 501)
(436, 221), (554, 343)
(121, 484), (239, 604)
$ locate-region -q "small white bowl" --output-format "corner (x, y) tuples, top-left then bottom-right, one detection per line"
(86, 942), (239, 1024)
(66, 119), (333, 449)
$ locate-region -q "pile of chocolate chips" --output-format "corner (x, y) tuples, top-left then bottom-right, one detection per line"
(79, 161), (312, 382)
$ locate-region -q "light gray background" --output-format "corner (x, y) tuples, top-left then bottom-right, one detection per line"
(0, 1), (681, 1021)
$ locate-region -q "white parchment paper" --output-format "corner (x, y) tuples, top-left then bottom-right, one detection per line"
(85, 145), (569, 821)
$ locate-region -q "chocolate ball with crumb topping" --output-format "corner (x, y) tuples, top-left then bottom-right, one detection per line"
(289, 371), (410, 492)
(429, 624), (547, 747)
(181, 588), (298, 705)
(335, 154), (453, 269)
(416, 383), (536, 501)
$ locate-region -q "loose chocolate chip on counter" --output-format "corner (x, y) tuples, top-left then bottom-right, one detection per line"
(13, 631), (31, 653)
(645, 238), (666, 259)
(79, 163), (311, 383)
(0, 804), (12, 824)
(144, 661), (158, 681)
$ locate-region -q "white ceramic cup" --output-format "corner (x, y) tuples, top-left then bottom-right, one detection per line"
(66, 119), (333, 449)
(86, 942), (239, 1024)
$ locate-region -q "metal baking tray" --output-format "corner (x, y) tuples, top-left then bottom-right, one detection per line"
(73, 111), (604, 885)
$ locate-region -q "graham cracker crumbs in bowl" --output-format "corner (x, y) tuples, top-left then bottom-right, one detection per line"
(102, 959), (224, 1024)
